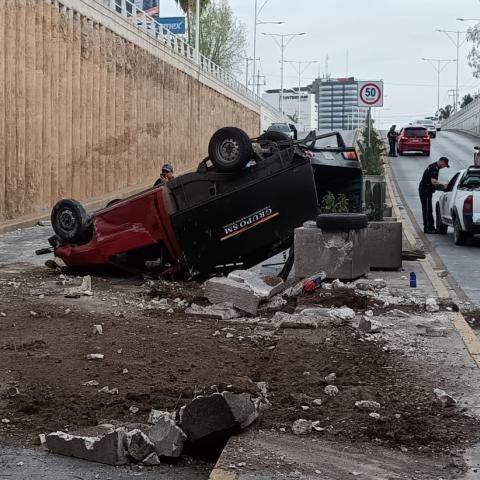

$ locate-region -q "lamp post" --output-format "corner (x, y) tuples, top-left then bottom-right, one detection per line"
(283, 60), (319, 125)
(195, 0), (200, 64)
(262, 32), (306, 114)
(422, 58), (456, 114)
(253, 1), (284, 95)
(436, 29), (466, 110)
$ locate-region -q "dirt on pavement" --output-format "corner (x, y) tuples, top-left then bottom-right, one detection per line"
(0, 263), (478, 465)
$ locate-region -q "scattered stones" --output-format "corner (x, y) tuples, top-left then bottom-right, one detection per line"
(125, 429), (154, 462)
(86, 354), (104, 360)
(272, 311), (324, 329)
(92, 324), (103, 335)
(389, 309), (411, 318)
(425, 298), (440, 313)
(142, 452), (161, 466)
(46, 427), (129, 466)
(147, 409), (173, 425)
(424, 326), (448, 337)
(34, 433), (46, 445)
(0, 312), (6, 317)
(358, 316), (372, 333)
(434, 388), (457, 407)
(2, 418), (10, 424)
(225, 333), (234, 339)
(364, 310), (374, 317)
(129, 406), (139, 414)
(355, 279), (387, 291)
(355, 400), (381, 411)
(369, 412), (381, 419)
(260, 295), (287, 312)
(98, 386), (118, 395)
(82, 380), (99, 387)
(331, 279), (345, 289)
(149, 415), (187, 458)
(324, 385), (339, 397)
(122, 368), (129, 374)
(312, 399), (322, 406)
(292, 419), (312, 435)
(324, 373), (336, 384)
(327, 307), (355, 321)
(186, 303), (241, 321)
(64, 276), (93, 297)
(30, 311), (38, 317)
(301, 405), (310, 411)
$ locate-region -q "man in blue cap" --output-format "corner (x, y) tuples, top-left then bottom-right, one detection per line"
(154, 164), (174, 187)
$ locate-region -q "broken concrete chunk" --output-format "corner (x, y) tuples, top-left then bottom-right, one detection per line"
(312, 399), (322, 406)
(98, 386), (118, 395)
(147, 409), (175, 425)
(179, 394), (237, 442)
(142, 452), (161, 466)
(260, 295), (287, 312)
(228, 270), (285, 298)
(292, 419), (312, 435)
(324, 373), (336, 384)
(92, 325), (103, 335)
(86, 354), (104, 360)
(355, 400), (381, 411)
(64, 275), (93, 297)
(125, 429), (154, 462)
(221, 391), (259, 429)
(272, 311), (323, 329)
(434, 388), (457, 407)
(205, 278), (261, 315)
(185, 302), (242, 321)
(425, 298), (440, 313)
(324, 385), (339, 397)
(331, 279), (346, 289)
(82, 380), (99, 387)
(46, 427), (128, 466)
(33, 433), (46, 445)
(369, 412), (381, 419)
(148, 415), (187, 458)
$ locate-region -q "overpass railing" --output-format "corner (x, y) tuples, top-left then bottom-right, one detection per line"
(103, 0), (282, 118)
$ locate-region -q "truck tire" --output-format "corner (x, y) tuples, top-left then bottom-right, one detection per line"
(453, 217), (468, 246)
(316, 213), (368, 231)
(51, 199), (92, 244)
(435, 203), (448, 234)
(208, 127), (252, 172)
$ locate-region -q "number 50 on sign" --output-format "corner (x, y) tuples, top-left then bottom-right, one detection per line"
(357, 81), (384, 108)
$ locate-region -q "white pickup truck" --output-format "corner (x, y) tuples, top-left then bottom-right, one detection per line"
(436, 166), (480, 245)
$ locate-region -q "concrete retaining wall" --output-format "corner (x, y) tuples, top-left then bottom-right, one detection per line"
(0, 0), (261, 223)
(442, 97), (480, 137)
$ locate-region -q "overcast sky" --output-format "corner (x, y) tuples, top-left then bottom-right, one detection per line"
(161, 0), (480, 127)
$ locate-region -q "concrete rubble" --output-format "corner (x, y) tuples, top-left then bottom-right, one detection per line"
(125, 429), (154, 462)
(205, 270), (285, 315)
(148, 414), (187, 458)
(292, 419), (313, 435)
(434, 388), (457, 407)
(324, 385), (339, 396)
(425, 298), (440, 312)
(185, 302), (242, 320)
(64, 275), (93, 297)
(355, 400), (381, 411)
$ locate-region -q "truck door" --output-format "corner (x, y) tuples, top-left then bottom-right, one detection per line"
(442, 172), (460, 223)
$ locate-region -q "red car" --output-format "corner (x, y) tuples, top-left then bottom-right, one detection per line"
(397, 126), (430, 156)
(37, 128), (319, 277)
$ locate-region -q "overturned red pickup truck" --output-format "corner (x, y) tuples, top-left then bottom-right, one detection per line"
(38, 127), (325, 277)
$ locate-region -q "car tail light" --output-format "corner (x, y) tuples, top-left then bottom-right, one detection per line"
(464, 195), (473, 214)
(400, 136), (407, 141)
(423, 135), (430, 140)
(342, 151), (358, 160)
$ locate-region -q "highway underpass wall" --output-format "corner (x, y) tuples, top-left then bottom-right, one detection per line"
(442, 97), (480, 138)
(0, 0), (263, 224)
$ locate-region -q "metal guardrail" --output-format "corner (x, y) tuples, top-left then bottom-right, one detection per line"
(104, 0), (282, 117)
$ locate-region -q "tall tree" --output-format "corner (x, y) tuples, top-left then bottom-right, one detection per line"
(466, 24), (480, 78)
(437, 105), (453, 120)
(461, 93), (474, 109)
(192, 0), (247, 74)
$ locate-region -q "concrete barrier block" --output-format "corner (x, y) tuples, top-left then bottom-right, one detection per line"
(367, 221), (402, 270)
(294, 227), (369, 280)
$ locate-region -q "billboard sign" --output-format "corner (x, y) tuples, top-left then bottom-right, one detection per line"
(154, 16), (186, 35)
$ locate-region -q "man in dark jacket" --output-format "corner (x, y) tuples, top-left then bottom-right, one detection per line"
(387, 125), (398, 157)
(154, 164), (174, 187)
(418, 156), (449, 233)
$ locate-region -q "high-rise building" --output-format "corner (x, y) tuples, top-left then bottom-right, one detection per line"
(310, 77), (368, 131)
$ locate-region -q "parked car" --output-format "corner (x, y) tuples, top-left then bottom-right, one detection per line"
(266, 123), (295, 139)
(436, 166), (480, 245)
(413, 119), (436, 138)
(397, 126), (430, 156)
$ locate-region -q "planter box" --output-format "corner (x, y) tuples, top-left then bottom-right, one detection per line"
(294, 225), (369, 281)
(367, 220), (402, 270)
(362, 174), (385, 206)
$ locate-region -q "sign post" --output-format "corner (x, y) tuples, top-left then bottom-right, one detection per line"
(357, 80), (384, 146)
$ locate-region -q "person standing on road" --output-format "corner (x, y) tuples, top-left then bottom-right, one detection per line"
(154, 164), (174, 187)
(387, 125), (398, 157)
(418, 156), (449, 234)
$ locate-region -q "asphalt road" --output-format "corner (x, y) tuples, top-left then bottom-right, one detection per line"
(390, 129), (480, 306)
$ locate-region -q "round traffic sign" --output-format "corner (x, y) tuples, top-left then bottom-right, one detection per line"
(359, 83), (382, 106)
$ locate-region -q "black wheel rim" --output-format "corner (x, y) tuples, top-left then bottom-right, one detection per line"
(59, 209), (76, 232)
(216, 137), (240, 164)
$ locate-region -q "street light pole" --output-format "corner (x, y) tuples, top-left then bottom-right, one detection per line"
(252, 1), (283, 95)
(283, 60), (319, 124)
(262, 32), (305, 114)
(195, 0), (200, 64)
(422, 58), (456, 114)
(436, 29), (466, 110)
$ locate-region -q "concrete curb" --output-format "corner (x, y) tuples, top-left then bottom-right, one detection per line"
(0, 182), (152, 236)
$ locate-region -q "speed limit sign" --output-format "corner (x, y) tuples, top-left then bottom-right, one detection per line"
(358, 81), (384, 107)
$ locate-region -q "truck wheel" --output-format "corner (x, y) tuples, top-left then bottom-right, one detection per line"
(51, 199), (91, 244)
(208, 127), (252, 172)
(316, 213), (368, 231)
(453, 218), (468, 245)
(435, 203), (448, 234)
